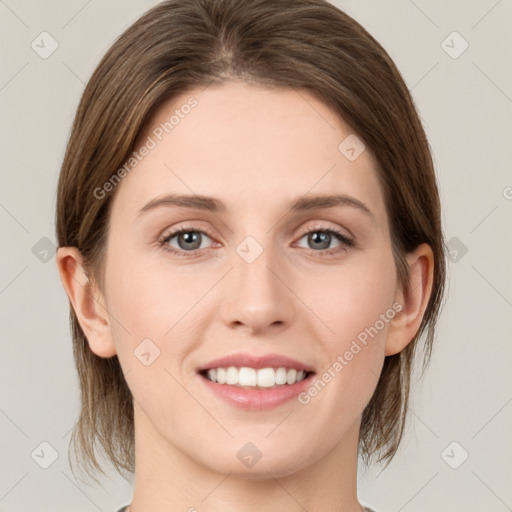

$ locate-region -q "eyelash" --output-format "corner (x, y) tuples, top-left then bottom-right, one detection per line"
(158, 224), (355, 259)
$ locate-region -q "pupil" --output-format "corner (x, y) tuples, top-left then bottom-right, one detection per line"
(310, 231), (330, 249)
(179, 232), (200, 250)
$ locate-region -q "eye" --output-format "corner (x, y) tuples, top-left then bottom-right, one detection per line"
(159, 226), (214, 257)
(295, 225), (354, 256)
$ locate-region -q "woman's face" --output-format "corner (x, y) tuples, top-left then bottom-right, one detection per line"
(101, 81), (401, 477)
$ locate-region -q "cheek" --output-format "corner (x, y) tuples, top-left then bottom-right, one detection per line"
(103, 254), (205, 419)
(105, 246), (201, 331)
(299, 250), (396, 402)
(104, 249), (220, 373)
(303, 248), (397, 340)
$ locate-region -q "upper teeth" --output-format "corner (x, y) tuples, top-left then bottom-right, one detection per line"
(205, 367), (308, 388)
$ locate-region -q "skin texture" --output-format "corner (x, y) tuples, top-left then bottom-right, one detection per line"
(57, 81), (433, 512)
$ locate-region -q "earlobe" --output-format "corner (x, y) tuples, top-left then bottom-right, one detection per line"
(56, 247), (117, 358)
(385, 243), (434, 356)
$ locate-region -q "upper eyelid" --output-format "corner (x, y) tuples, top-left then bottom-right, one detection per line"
(160, 225), (214, 242)
(295, 223), (352, 238)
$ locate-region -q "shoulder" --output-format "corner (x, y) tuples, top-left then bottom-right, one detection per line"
(115, 506), (375, 512)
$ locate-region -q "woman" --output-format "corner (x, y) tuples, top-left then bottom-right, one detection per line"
(55, 1), (447, 511)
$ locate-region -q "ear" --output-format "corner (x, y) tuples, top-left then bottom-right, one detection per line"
(385, 243), (434, 356)
(56, 247), (117, 358)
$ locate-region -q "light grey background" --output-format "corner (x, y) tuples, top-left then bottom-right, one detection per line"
(1, 1), (511, 511)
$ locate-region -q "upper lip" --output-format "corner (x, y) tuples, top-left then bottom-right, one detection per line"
(197, 352), (315, 373)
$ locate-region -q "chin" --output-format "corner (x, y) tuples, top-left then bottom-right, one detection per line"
(194, 441), (314, 480)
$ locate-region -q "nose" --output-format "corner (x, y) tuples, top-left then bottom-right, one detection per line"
(219, 242), (295, 335)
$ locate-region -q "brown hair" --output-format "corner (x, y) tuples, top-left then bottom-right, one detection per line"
(56, 0), (446, 483)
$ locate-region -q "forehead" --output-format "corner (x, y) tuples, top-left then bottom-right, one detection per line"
(111, 81), (385, 222)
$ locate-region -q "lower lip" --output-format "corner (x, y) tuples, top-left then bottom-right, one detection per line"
(198, 372), (314, 410)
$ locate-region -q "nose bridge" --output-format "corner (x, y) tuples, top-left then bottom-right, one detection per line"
(220, 233), (294, 332)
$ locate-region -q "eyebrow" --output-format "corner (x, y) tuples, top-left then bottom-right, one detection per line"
(137, 193), (375, 221)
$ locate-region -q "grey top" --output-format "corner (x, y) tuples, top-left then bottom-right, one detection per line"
(116, 506), (376, 511)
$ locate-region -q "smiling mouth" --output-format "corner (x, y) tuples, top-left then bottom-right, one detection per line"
(198, 367), (315, 389)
